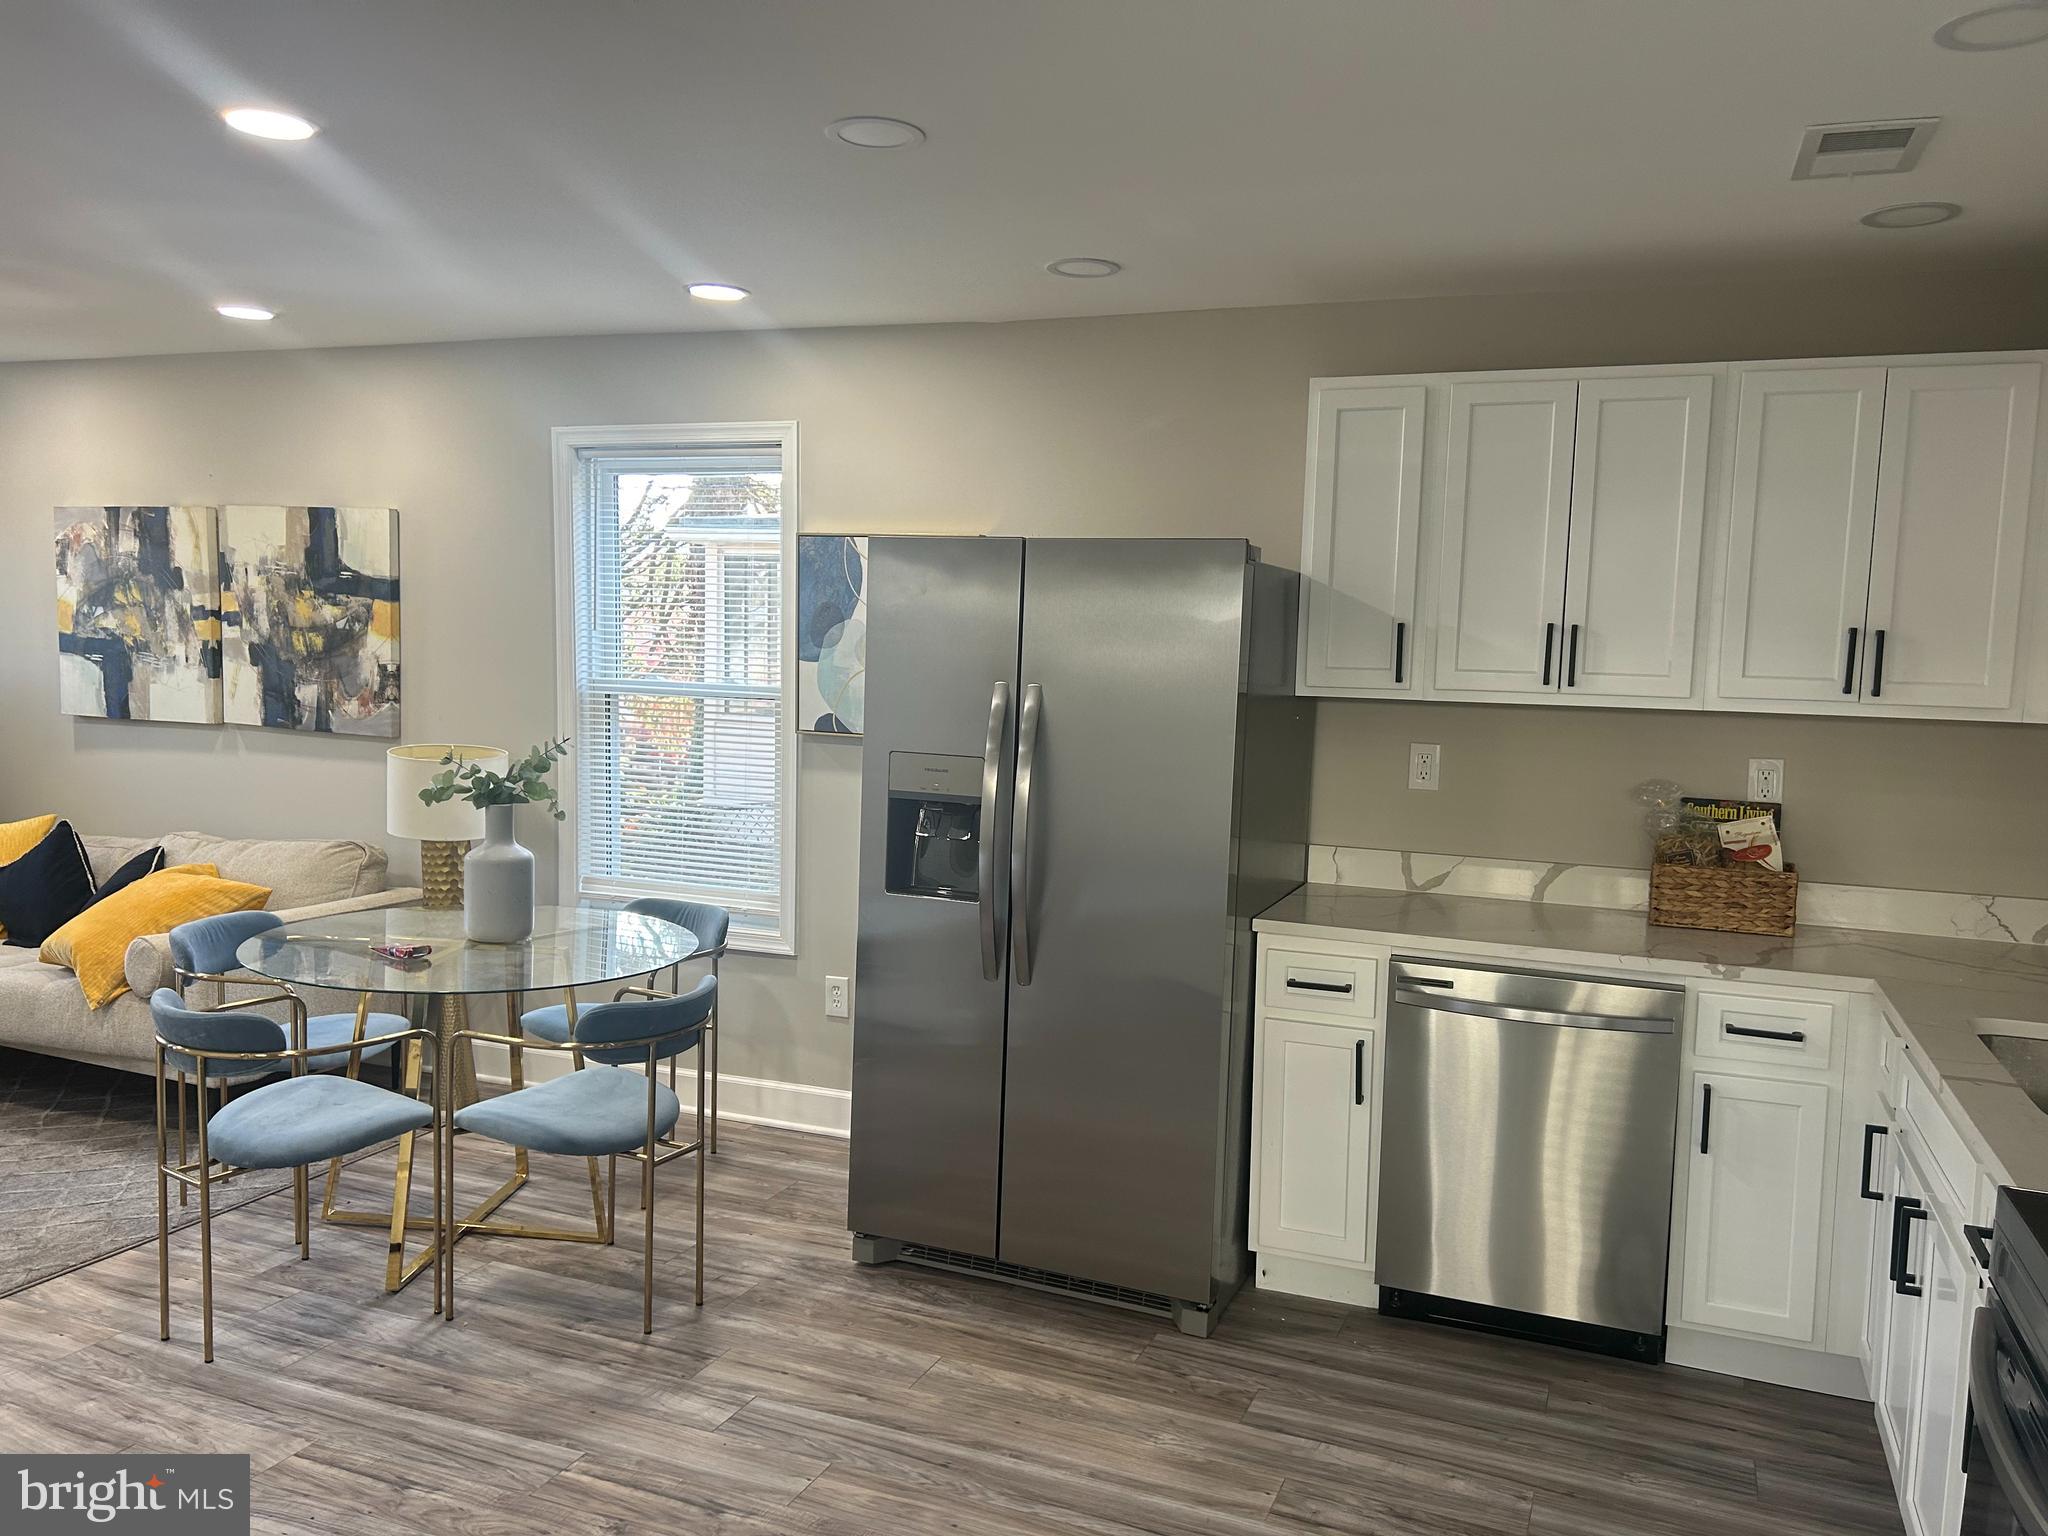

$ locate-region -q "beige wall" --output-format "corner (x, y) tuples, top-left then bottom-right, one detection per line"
(1313, 703), (2048, 896)
(5, 270), (2048, 1092)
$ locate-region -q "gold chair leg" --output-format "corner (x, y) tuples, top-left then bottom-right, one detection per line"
(155, 1054), (170, 1342)
(607, 1154), (618, 1246)
(176, 1070), (188, 1207)
(696, 1034), (707, 1306)
(383, 1036), (425, 1289)
(321, 992), (373, 1214)
(196, 1065), (215, 1364)
(707, 1011), (719, 1155)
(296, 1165), (309, 1260)
(643, 1094), (657, 1336)
(432, 1064), (444, 1317)
(443, 1104), (456, 1321)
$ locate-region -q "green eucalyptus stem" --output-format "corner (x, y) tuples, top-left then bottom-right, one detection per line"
(418, 737), (570, 822)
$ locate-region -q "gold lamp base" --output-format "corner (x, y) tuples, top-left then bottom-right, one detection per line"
(421, 839), (469, 911)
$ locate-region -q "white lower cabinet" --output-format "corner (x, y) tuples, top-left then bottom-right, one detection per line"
(1254, 1014), (1376, 1266)
(1870, 1115), (1980, 1536)
(1678, 1070), (1831, 1341)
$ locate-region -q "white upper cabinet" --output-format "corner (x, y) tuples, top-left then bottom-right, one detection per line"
(1299, 385), (1425, 692)
(1716, 367), (1885, 704)
(1864, 362), (2040, 710)
(1433, 380), (1576, 695)
(1561, 374), (1713, 699)
(1297, 350), (2046, 721)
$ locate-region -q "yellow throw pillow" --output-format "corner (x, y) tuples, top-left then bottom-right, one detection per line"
(0, 813), (59, 943)
(40, 868), (271, 1009)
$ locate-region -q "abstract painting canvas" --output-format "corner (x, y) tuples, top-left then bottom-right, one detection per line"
(220, 505), (401, 736)
(54, 505), (223, 723)
(796, 534), (865, 735)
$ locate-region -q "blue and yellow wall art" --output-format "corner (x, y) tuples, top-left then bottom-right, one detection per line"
(220, 504), (401, 736)
(796, 534), (866, 735)
(54, 505), (224, 723)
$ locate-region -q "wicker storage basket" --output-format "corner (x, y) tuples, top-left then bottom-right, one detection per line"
(1648, 861), (1798, 938)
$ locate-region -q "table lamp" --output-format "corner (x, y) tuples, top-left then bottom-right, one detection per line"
(386, 744), (510, 910)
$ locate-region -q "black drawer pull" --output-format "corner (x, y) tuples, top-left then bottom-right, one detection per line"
(1895, 1197), (1927, 1297)
(1699, 1083), (1713, 1155)
(1541, 622), (1555, 686)
(1842, 627), (1859, 695)
(1859, 1124), (1887, 1202)
(1724, 1023), (1806, 1044)
(1566, 623), (1580, 688)
(1966, 1224), (1993, 1272)
(1394, 621), (1407, 684)
(1871, 628), (1887, 697)
(1354, 1039), (1366, 1106)
(1286, 977), (1352, 995)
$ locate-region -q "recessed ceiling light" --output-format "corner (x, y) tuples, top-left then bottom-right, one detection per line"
(827, 116), (926, 149)
(215, 303), (276, 321)
(1935, 2), (2048, 50)
(687, 283), (750, 302)
(1860, 201), (1963, 229)
(220, 107), (319, 141)
(1046, 257), (1122, 279)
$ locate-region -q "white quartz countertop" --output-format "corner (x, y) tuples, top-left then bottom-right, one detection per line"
(1255, 883), (2048, 1191)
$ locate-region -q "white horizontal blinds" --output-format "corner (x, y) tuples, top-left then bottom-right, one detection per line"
(573, 444), (786, 931)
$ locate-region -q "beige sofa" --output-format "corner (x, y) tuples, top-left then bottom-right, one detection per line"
(0, 831), (420, 1075)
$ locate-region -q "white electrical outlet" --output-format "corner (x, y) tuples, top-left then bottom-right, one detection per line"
(1748, 758), (1785, 802)
(825, 975), (851, 1019)
(1408, 743), (1441, 792)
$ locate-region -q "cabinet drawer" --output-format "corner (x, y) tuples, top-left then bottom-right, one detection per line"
(1692, 988), (1835, 1071)
(1901, 1067), (1978, 1223)
(1263, 948), (1380, 1021)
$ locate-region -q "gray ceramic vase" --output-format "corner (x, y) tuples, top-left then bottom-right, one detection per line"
(464, 803), (535, 943)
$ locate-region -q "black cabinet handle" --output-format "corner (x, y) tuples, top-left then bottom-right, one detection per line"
(1699, 1083), (1713, 1155)
(1871, 629), (1887, 697)
(1541, 622), (1556, 686)
(1286, 978), (1352, 995)
(1394, 621), (1406, 684)
(1566, 623), (1581, 688)
(1842, 627), (1859, 695)
(1895, 1197), (1927, 1297)
(1967, 1224), (1993, 1272)
(1724, 1023), (1806, 1044)
(1859, 1124), (1887, 1201)
(1353, 1039), (1365, 1106)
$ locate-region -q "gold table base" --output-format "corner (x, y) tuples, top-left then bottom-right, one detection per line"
(321, 989), (607, 1294)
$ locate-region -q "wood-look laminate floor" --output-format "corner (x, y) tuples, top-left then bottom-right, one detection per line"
(0, 1121), (1902, 1535)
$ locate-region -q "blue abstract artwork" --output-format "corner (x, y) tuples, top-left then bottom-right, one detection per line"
(796, 534), (865, 735)
(55, 505), (224, 723)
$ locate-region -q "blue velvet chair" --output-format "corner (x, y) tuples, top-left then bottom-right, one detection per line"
(518, 898), (729, 1152)
(166, 910), (412, 1212)
(151, 988), (436, 1362)
(447, 977), (716, 1333)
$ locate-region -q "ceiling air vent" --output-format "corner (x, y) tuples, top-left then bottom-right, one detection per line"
(1792, 118), (1939, 179)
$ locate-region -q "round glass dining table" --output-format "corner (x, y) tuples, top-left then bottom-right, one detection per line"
(236, 905), (698, 1293)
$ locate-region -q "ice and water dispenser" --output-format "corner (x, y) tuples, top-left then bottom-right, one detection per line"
(884, 752), (984, 900)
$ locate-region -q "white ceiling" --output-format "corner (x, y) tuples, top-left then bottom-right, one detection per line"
(3, 0), (2045, 362)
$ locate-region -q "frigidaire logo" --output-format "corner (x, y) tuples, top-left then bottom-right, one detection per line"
(2, 1457), (249, 1534)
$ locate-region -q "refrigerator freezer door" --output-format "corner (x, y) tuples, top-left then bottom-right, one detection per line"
(849, 537), (1023, 1255)
(999, 539), (1251, 1300)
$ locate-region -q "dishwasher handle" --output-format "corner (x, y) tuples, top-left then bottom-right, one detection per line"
(1391, 989), (1677, 1034)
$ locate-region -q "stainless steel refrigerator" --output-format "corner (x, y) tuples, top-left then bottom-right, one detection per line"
(847, 537), (1311, 1336)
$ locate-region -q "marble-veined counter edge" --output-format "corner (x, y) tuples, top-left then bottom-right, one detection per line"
(1254, 883), (2048, 1193)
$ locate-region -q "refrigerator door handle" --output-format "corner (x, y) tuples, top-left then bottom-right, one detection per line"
(1010, 682), (1043, 986)
(978, 681), (1009, 981)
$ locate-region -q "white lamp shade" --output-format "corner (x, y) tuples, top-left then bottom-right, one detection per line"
(387, 744), (511, 842)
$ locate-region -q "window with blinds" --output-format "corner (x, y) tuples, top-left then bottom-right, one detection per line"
(562, 426), (796, 950)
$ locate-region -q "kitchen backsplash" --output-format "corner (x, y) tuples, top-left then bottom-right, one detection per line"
(1308, 845), (2048, 947)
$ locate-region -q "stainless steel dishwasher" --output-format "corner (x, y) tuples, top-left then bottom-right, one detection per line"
(1375, 956), (1684, 1360)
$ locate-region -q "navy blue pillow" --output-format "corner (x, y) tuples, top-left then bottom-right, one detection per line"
(0, 819), (95, 947)
(91, 845), (166, 905)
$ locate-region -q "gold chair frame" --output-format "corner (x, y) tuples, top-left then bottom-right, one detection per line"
(153, 992), (439, 1362)
(442, 985), (706, 1334)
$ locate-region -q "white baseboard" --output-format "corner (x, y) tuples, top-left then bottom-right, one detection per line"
(470, 1042), (850, 1139)
(1252, 1251), (1379, 1308)
(1664, 1326), (1871, 1399)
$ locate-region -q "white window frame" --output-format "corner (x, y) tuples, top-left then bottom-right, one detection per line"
(551, 421), (800, 955)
